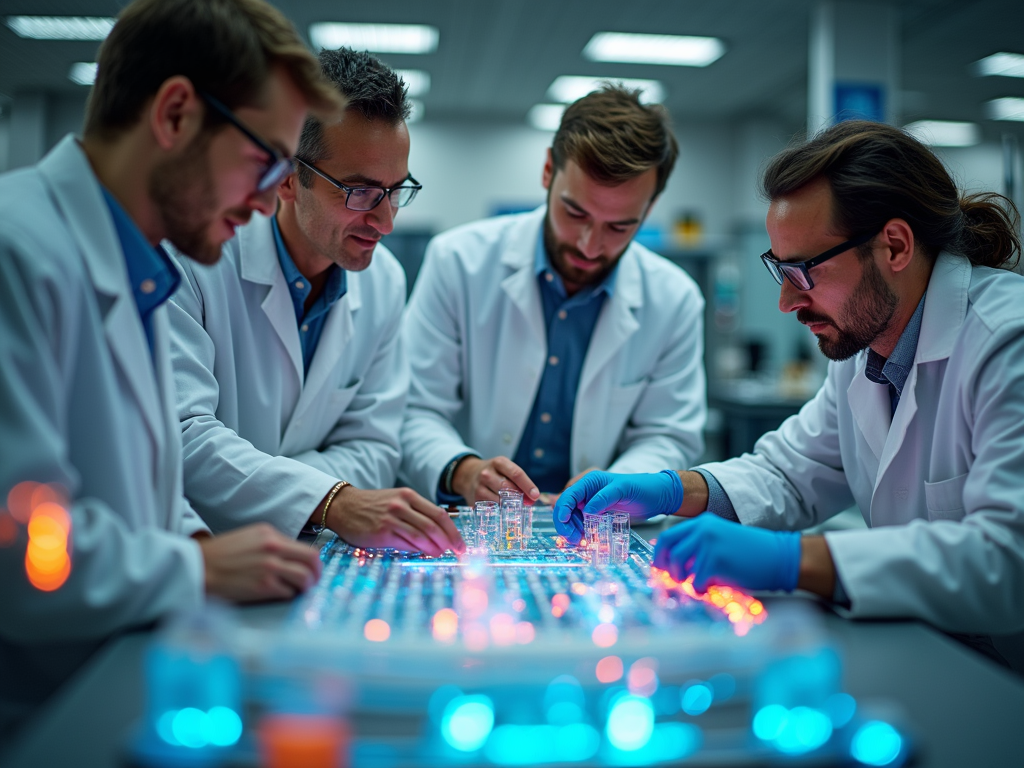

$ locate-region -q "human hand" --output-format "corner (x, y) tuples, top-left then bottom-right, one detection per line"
(451, 456), (540, 505)
(197, 523), (322, 603)
(553, 470), (684, 544)
(652, 513), (801, 592)
(327, 485), (465, 556)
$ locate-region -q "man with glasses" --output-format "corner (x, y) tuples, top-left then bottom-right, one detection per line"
(167, 48), (463, 556)
(555, 121), (1024, 671)
(400, 86), (706, 508)
(0, 0), (344, 736)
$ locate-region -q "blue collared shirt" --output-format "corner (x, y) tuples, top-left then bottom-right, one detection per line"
(512, 229), (618, 492)
(100, 188), (179, 356)
(699, 295), (928, 606)
(271, 215), (347, 375)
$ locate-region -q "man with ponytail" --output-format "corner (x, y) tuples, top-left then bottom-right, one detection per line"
(556, 120), (1024, 672)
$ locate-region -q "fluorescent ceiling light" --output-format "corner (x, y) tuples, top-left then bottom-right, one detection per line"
(309, 23), (438, 54)
(527, 104), (566, 132)
(988, 97), (1024, 122)
(547, 76), (664, 104)
(68, 62), (98, 86)
(583, 32), (725, 67)
(407, 98), (425, 124)
(974, 52), (1024, 78)
(904, 120), (980, 147)
(6, 15), (114, 40)
(396, 69), (430, 98)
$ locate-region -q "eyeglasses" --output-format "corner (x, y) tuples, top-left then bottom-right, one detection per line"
(294, 157), (422, 211)
(199, 92), (295, 192)
(760, 229), (880, 290)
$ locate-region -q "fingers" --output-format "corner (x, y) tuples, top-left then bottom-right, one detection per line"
(581, 484), (626, 517)
(267, 555), (318, 594)
(491, 457), (540, 499)
(652, 521), (693, 571)
(405, 493), (466, 555)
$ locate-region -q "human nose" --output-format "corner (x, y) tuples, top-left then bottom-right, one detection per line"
(576, 224), (602, 259)
(367, 195), (396, 235)
(778, 277), (810, 314)
(249, 183), (278, 217)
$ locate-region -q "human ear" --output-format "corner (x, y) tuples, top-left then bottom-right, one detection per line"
(149, 76), (203, 152)
(879, 218), (915, 274)
(541, 148), (554, 191)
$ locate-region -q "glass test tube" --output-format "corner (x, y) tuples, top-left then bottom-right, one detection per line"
(460, 507), (477, 549)
(611, 512), (630, 563)
(498, 488), (524, 551)
(475, 501), (500, 551)
(520, 504), (533, 549)
(583, 512), (611, 566)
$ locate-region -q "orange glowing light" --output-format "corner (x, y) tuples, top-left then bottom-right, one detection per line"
(432, 608), (459, 642)
(591, 623), (618, 648)
(595, 655), (623, 683)
(551, 593), (570, 611)
(364, 618), (391, 642)
(259, 714), (350, 768)
(650, 567), (767, 634)
(464, 622), (489, 651)
(460, 585), (489, 617)
(25, 500), (71, 591)
(490, 613), (517, 646)
(555, 536), (568, 549)
(515, 621), (535, 644)
(7, 481), (39, 524)
(570, 582), (588, 596)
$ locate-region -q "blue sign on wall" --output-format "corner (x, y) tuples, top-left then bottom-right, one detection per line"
(834, 83), (885, 123)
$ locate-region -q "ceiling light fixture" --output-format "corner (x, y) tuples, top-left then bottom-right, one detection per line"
(6, 15), (114, 40)
(903, 120), (980, 147)
(396, 69), (431, 98)
(309, 23), (438, 54)
(547, 76), (664, 104)
(68, 62), (98, 86)
(527, 104), (566, 132)
(988, 97), (1024, 122)
(974, 52), (1024, 78)
(583, 32), (725, 67)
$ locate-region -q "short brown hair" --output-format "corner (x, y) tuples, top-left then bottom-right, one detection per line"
(762, 120), (1021, 270)
(84, 0), (342, 140)
(551, 85), (679, 199)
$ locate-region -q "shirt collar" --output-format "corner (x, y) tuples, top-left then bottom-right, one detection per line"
(864, 294), (926, 396)
(100, 187), (179, 318)
(534, 223), (618, 300)
(271, 214), (347, 314)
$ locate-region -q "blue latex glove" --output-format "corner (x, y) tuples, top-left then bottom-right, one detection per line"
(553, 470), (684, 544)
(652, 513), (801, 593)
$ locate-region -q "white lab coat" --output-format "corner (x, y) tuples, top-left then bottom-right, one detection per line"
(166, 213), (408, 536)
(400, 208), (706, 497)
(0, 137), (206, 723)
(702, 252), (1024, 640)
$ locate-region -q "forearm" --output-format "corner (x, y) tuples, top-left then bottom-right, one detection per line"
(798, 535), (836, 598)
(672, 470), (711, 517)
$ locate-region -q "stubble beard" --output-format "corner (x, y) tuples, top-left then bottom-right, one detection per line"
(542, 213), (620, 290)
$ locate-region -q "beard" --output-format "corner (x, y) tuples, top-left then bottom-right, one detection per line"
(798, 255), (898, 361)
(543, 213), (623, 291)
(148, 132), (246, 265)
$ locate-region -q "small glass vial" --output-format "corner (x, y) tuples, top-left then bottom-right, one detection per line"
(583, 512), (611, 566)
(475, 501), (500, 551)
(498, 487), (524, 551)
(611, 512), (630, 564)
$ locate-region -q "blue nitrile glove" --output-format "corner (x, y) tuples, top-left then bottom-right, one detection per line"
(553, 470), (684, 544)
(652, 513), (801, 593)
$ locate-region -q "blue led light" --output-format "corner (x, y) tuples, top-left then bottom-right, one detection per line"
(680, 683), (713, 716)
(752, 704), (789, 741)
(171, 707), (209, 749)
(708, 673), (736, 702)
(648, 722), (702, 762)
(206, 706), (243, 747)
(485, 724), (557, 765)
(851, 721), (903, 766)
(441, 695), (494, 752)
(546, 701), (584, 725)
(606, 695), (654, 751)
(156, 710), (179, 745)
(773, 706), (832, 754)
(825, 693), (857, 728)
(555, 723), (601, 762)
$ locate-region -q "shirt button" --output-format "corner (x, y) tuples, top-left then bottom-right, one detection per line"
(558, 310), (568, 320)
(503, 433), (512, 443)
(540, 412), (552, 423)
(545, 273), (554, 282)
(534, 448), (545, 459)
(301, 324), (309, 332)
(295, 281), (305, 290)
(140, 279), (156, 294)
(548, 355), (559, 366)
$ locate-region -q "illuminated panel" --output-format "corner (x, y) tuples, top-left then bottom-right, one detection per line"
(650, 567), (767, 636)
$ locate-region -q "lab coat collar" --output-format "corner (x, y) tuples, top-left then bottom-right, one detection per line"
(36, 135), (166, 450)
(916, 251), (971, 364)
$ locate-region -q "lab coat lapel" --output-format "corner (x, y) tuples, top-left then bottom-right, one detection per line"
(37, 137), (166, 452)
(847, 361), (890, 464)
(239, 215), (304, 384)
(578, 248), (641, 394)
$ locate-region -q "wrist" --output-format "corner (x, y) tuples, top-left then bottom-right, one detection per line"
(324, 483), (356, 534)
(658, 469), (686, 516)
(796, 535), (836, 597)
(676, 471), (708, 517)
(450, 456), (481, 499)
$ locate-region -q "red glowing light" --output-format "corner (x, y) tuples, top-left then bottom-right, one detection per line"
(591, 623), (618, 648)
(7, 481), (39, 524)
(628, 658), (659, 696)
(0, 512), (17, 547)
(650, 567), (767, 633)
(515, 621), (535, 644)
(595, 655), (624, 683)
(364, 618), (391, 642)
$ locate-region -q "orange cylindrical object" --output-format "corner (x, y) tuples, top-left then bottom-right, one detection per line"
(259, 715), (350, 768)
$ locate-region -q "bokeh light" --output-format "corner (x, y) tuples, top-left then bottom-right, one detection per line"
(753, 704), (833, 755)
(441, 695), (494, 752)
(0, 511), (17, 546)
(206, 706), (243, 747)
(432, 608), (458, 642)
(851, 721), (903, 766)
(595, 655), (623, 683)
(650, 567), (767, 633)
(680, 682), (713, 716)
(591, 623), (618, 648)
(515, 621), (535, 644)
(489, 613), (517, 646)
(606, 695), (654, 751)
(627, 658), (659, 697)
(363, 618), (391, 642)
(25, 500), (71, 591)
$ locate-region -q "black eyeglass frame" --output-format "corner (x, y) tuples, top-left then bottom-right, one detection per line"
(760, 229), (881, 291)
(294, 156), (422, 212)
(199, 91), (295, 192)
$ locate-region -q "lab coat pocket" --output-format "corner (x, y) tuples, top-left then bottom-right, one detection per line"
(924, 473), (968, 521)
(606, 379), (648, 426)
(328, 380), (362, 418)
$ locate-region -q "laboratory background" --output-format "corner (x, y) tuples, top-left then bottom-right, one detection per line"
(2, 1), (1024, 767)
